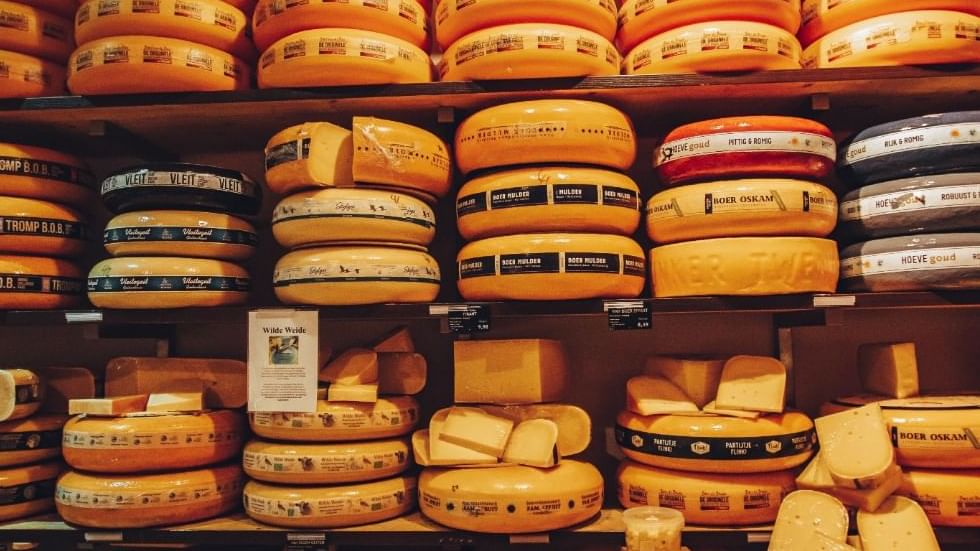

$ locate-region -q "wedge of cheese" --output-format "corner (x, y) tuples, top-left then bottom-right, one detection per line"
(626, 375), (699, 416)
(480, 403), (591, 456)
(439, 407), (513, 458)
(796, 452), (903, 512)
(502, 419), (559, 468)
(645, 356), (725, 408)
(815, 404), (896, 489)
(769, 490), (850, 550)
(715, 355), (787, 413)
(377, 353), (426, 395)
(856, 496), (940, 551)
(372, 326), (414, 353)
(427, 410), (497, 466)
(857, 342), (919, 399)
(319, 348), (378, 385)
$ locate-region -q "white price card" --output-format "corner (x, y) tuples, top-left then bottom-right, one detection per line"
(248, 309), (319, 413)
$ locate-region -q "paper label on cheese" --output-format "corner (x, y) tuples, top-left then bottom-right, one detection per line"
(0, 478), (56, 505)
(458, 185), (639, 214)
(841, 247), (980, 278)
(621, 0), (796, 24)
(245, 484), (413, 518)
(458, 252), (645, 278)
(625, 482), (777, 512)
(0, 429), (61, 451)
(842, 123), (980, 166)
(104, 226), (258, 245)
(656, 131), (836, 165)
(63, 427), (241, 449)
(840, 185), (980, 221)
(0, 217), (85, 239)
(0, 274), (83, 294)
(250, 407), (417, 430)
(891, 425), (980, 450)
(243, 448), (408, 475)
(648, 189), (837, 220)
(88, 276), (251, 292)
(101, 170), (258, 197)
(460, 121), (634, 148)
(261, 35), (418, 68)
(0, 155), (94, 186)
(57, 477), (243, 508)
(273, 197), (435, 229)
(420, 488), (602, 519)
(273, 262), (440, 286)
(615, 425), (817, 460)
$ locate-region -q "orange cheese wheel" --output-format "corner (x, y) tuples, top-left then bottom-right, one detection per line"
(87, 256), (250, 309)
(243, 437), (412, 484)
(799, 0), (980, 46)
(0, 414), (66, 467)
(0, 255), (83, 309)
(0, 1), (72, 63)
(249, 397), (420, 442)
(0, 196), (87, 257)
(0, 461), (61, 522)
(0, 49), (65, 99)
(0, 143), (95, 209)
(20, 0), (75, 18)
(104, 210), (258, 261)
(435, 0), (618, 48)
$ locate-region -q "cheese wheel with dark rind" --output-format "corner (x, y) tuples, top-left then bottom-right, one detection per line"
(0, 1), (72, 62)
(104, 210), (258, 260)
(87, 256), (250, 309)
(0, 196), (87, 258)
(0, 461), (60, 522)
(243, 437), (412, 484)
(900, 468), (980, 527)
(799, 0), (980, 46)
(0, 414), (66, 467)
(0, 143), (94, 209)
(249, 397), (420, 442)
(840, 233), (980, 292)
(100, 163), (261, 216)
(435, 0), (617, 48)
(0, 49), (65, 99)
(0, 255), (83, 309)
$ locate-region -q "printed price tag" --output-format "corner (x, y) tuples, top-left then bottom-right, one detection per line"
(447, 304), (490, 334)
(604, 300), (651, 331)
(248, 309), (318, 413)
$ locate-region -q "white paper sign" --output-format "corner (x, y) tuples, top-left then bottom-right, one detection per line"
(248, 309), (318, 413)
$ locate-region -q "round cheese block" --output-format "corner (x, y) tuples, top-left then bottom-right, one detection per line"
(222, 0), (255, 11)
(646, 179), (839, 244)
(243, 437), (412, 485)
(0, 143), (94, 209)
(457, 166), (641, 240)
(19, 0), (74, 18)
(0, 1), (72, 63)
(0, 49), (65, 99)
(617, 461), (797, 526)
(0, 369), (42, 422)
(655, 116), (837, 185)
(457, 233), (646, 301)
(100, 163), (261, 216)
(258, 28), (432, 88)
(419, 460), (604, 533)
(455, 100), (636, 175)
(439, 23), (620, 81)
(0, 255), (83, 309)
(799, 0), (980, 45)
(0, 196), (87, 258)
(650, 237), (840, 297)
(55, 463), (243, 528)
(249, 397), (420, 442)
(62, 410), (245, 473)
(244, 475), (417, 528)
(900, 468), (980, 527)
(616, 410), (817, 473)
(87, 256), (251, 309)
(0, 414), (66, 468)
(104, 210), (258, 261)
(0, 461), (60, 522)
(840, 233), (980, 291)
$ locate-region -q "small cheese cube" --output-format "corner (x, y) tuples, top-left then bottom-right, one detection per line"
(68, 394), (148, 415)
(626, 375), (699, 416)
(815, 404), (896, 489)
(796, 452), (903, 512)
(769, 490), (850, 550)
(645, 356), (725, 408)
(856, 496), (940, 551)
(502, 419), (560, 468)
(372, 326), (415, 353)
(858, 342), (919, 399)
(378, 353), (426, 395)
(428, 409), (497, 466)
(454, 339), (568, 404)
(319, 348), (378, 385)
(326, 383), (378, 403)
(439, 407), (513, 457)
(715, 355), (786, 413)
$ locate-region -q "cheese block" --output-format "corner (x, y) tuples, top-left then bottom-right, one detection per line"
(35, 367), (94, 413)
(0, 49), (65, 98)
(502, 419), (560, 468)
(87, 256), (250, 309)
(0, 1), (72, 62)
(56, 463), (243, 528)
(259, 28), (431, 88)
(439, 407), (513, 458)
(480, 404), (591, 456)
(615, 410), (816, 473)
(243, 437), (411, 485)
(419, 460), (604, 533)
(816, 404), (896, 489)
(769, 490), (850, 550)
(0, 461), (60, 522)
(618, 461), (796, 526)
(105, 357), (246, 409)
(899, 468), (980, 527)
(457, 233), (646, 301)
(715, 355), (787, 414)
(623, 21), (802, 75)
(427, 409), (498, 466)
(645, 356), (725, 409)
(104, 210), (257, 261)
(0, 414), (66, 467)
(856, 496), (940, 551)
(439, 23), (620, 81)
(373, 326), (414, 353)
(378, 353), (426, 395)
(454, 339), (568, 405)
(650, 237), (840, 297)
(840, 233), (980, 292)
(69, 35), (250, 95)
(797, 452), (904, 512)
(145, 391), (204, 412)
(100, 163), (261, 216)
(320, 348), (378, 385)
(0, 369), (41, 422)
(62, 409), (244, 473)
(626, 376), (700, 416)
(0, 255), (83, 309)
(455, 100), (636, 175)
(243, 475), (416, 528)
(326, 384), (378, 403)
(0, 143), (94, 209)
(67, 394), (148, 415)
(0, 196), (86, 258)
(19, 0), (74, 18)
(249, 396), (419, 442)
(799, 0), (980, 45)
(858, 342), (919, 399)
(273, 245), (440, 306)
(273, 188), (436, 248)
(802, 10), (980, 69)
(457, 166), (641, 240)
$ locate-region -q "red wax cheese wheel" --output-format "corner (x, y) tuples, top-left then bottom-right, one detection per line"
(0, 143), (94, 209)
(0, 255), (83, 309)
(0, 49), (65, 99)
(0, 196), (87, 257)
(799, 0), (980, 46)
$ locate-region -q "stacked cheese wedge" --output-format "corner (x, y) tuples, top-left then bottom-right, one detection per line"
(0, 0), (72, 98)
(648, 115), (841, 297)
(455, 100), (646, 301)
(415, 338), (604, 533)
(838, 111), (980, 292)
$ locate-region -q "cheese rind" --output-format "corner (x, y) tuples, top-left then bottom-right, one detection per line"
(87, 256), (250, 309)
(0, 1), (72, 62)
(479, 404), (591, 456)
(899, 468), (980, 527)
(0, 414), (66, 467)
(0, 369), (42, 422)
(502, 419), (560, 468)
(769, 490), (850, 550)
(100, 163), (261, 216)
(454, 339), (568, 405)
(243, 437), (411, 484)
(645, 356), (725, 409)
(799, 0), (980, 45)
(840, 233), (980, 292)
(0, 47), (65, 97)
(326, 384), (378, 403)
(319, 348), (379, 385)
(439, 407), (513, 458)
(796, 452), (904, 512)
(436, 0), (617, 48)
(0, 461), (61, 522)
(702, 401), (761, 419)
(0, 143), (94, 209)
(856, 496), (941, 551)
(858, 342), (919, 399)
(715, 355), (787, 413)
(105, 357), (246, 409)
(815, 404), (896, 489)
(249, 397), (419, 442)
(67, 394), (148, 416)
(104, 210), (258, 260)
(0, 194), (85, 259)
(626, 376), (700, 416)
(0, 255), (83, 310)
(144, 392), (204, 412)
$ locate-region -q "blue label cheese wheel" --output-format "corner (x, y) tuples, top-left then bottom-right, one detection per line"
(0, 461), (60, 522)
(840, 233), (980, 291)
(0, 255), (83, 309)
(457, 166), (641, 240)
(0, 414), (66, 467)
(104, 210), (258, 261)
(0, 1), (72, 62)
(0, 196), (87, 257)
(0, 49), (65, 99)
(87, 256), (250, 309)
(249, 397), (420, 442)
(100, 163), (261, 215)
(243, 437), (412, 485)
(0, 143), (94, 209)
(900, 469), (980, 527)
(799, 0), (980, 45)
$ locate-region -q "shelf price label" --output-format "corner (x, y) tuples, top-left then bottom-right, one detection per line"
(248, 309), (319, 413)
(286, 532), (328, 550)
(447, 304), (490, 334)
(604, 300), (652, 331)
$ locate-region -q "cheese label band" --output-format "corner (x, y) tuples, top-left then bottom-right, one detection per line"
(104, 227), (258, 245)
(265, 138), (311, 170)
(0, 155), (94, 187)
(457, 185), (639, 215)
(0, 217), (85, 239)
(12, 384), (39, 406)
(0, 478), (55, 506)
(841, 184), (980, 221)
(891, 425), (980, 451)
(273, 197), (435, 229)
(56, 477), (244, 509)
(101, 169), (258, 198)
(0, 274), (83, 294)
(841, 247), (980, 278)
(245, 482), (414, 519)
(615, 425), (817, 460)
(842, 123), (980, 166)
(243, 449), (408, 475)
(0, 429), (60, 451)
(912, 493), (980, 518)
(647, 189), (835, 220)
(63, 427), (242, 450)
(420, 487), (603, 520)
(87, 276), (251, 292)
(625, 483), (778, 513)
(459, 253), (645, 278)
(251, 407), (417, 430)
(656, 131), (837, 165)
(77, 0), (244, 31)
(273, 263), (440, 286)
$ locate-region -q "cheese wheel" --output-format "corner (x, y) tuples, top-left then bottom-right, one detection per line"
(68, 35), (250, 95)
(274, 245), (440, 306)
(655, 116), (837, 185)
(243, 475), (417, 528)
(617, 461), (797, 525)
(900, 469), (980, 527)
(457, 167), (641, 240)
(624, 20), (802, 74)
(0, 1), (72, 63)
(799, 0), (980, 45)
(0, 196), (87, 257)
(19, 0), (74, 18)
(651, 236), (839, 297)
(249, 397), (420, 442)
(439, 23), (620, 81)
(457, 233), (646, 301)
(104, 210), (258, 260)
(0, 461), (60, 522)
(615, 410), (817, 473)
(0, 143), (94, 209)
(0, 49), (65, 98)
(273, 189), (436, 249)
(0, 369), (42, 422)
(0, 255), (83, 309)
(456, 100), (636, 175)
(100, 163), (261, 215)
(435, 0), (618, 48)
(0, 414), (66, 467)
(243, 437), (412, 484)
(419, 460), (604, 533)
(258, 28), (432, 88)
(55, 464), (243, 528)
(646, 179), (838, 244)
(62, 410), (245, 473)
(840, 233), (980, 291)
(222, 0), (254, 12)
(87, 256), (250, 309)
(801, 10), (980, 69)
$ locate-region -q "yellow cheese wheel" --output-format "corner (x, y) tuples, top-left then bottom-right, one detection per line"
(439, 23), (620, 81)
(457, 166), (641, 240)
(435, 0), (618, 48)
(455, 100), (636, 175)
(0, 1), (72, 63)
(624, 20), (802, 74)
(616, 410), (817, 473)
(799, 0), (980, 45)
(0, 143), (95, 209)
(258, 28), (432, 88)
(0, 196), (86, 257)
(646, 179), (838, 244)
(650, 237), (840, 297)
(0, 49), (65, 98)
(0, 255), (83, 309)
(0, 461), (60, 522)
(0, 414), (66, 467)
(55, 463), (243, 528)
(801, 10), (980, 69)
(20, 0), (74, 18)
(419, 460), (604, 533)
(249, 397), (420, 442)
(900, 468), (980, 527)
(244, 437), (412, 484)
(457, 233), (646, 301)
(62, 410), (245, 473)
(87, 256), (250, 309)
(68, 35), (250, 95)
(104, 210), (257, 261)
(244, 475), (417, 528)
(274, 245), (440, 306)
(0, 368), (42, 422)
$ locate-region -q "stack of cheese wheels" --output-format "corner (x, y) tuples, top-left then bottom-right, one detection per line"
(454, 100), (646, 301)
(266, 118), (449, 306)
(0, 0), (72, 98)
(837, 111), (980, 292)
(435, 0), (620, 81)
(618, 0), (803, 75)
(88, 163), (260, 309)
(648, 115), (841, 297)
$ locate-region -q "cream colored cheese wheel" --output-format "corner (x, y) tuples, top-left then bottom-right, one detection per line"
(0, 49), (65, 99)
(87, 256), (250, 309)
(0, 1), (72, 62)
(435, 0), (617, 48)
(0, 196), (87, 257)
(0, 414), (66, 467)
(799, 0), (980, 46)
(0, 255), (83, 310)
(0, 143), (95, 209)
(249, 397), (420, 442)
(0, 461), (60, 522)
(104, 210), (257, 261)
(243, 437), (412, 484)
(900, 468), (980, 527)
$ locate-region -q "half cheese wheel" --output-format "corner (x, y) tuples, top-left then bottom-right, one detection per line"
(0, 461), (60, 522)
(900, 468), (980, 527)
(840, 233), (980, 291)
(799, 0), (980, 45)
(0, 369), (42, 422)
(0, 414), (66, 467)
(0, 49), (65, 98)
(243, 437), (412, 484)
(457, 233), (646, 301)
(0, 1), (72, 62)
(0, 143), (94, 209)
(0, 196), (87, 257)
(0, 255), (83, 309)
(104, 210), (258, 260)
(100, 163), (261, 215)
(250, 397), (420, 442)
(87, 256), (250, 309)
(19, 0), (74, 18)
(435, 0), (617, 48)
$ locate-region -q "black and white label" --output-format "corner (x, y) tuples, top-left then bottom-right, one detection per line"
(103, 226), (258, 245)
(456, 192), (488, 216)
(657, 131), (836, 165)
(0, 216), (85, 239)
(841, 247), (980, 279)
(458, 256), (496, 279)
(564, 252), (620, 274)
(0, 155), (94, 186)
(553, 184), (599, 205)
(605, 300), (651, 331)
(623, 255), (647, 277)
(0, 478), (56, 505)
(602, 186), (640, 209)
(489, 185), (548, 210)
(843, 123), (980, 166)
(101, 169), (258, 198)
(840, 185), (980, 221)
(265, 138), (312, 170)
(447, 304), (490, 334)
(88, 276), (251, 293)
(499, 253), (560, 275)
(0, 274), (83, 294)
(615, 425), (817, 460)
(0, 429), (61, 451)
